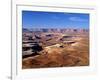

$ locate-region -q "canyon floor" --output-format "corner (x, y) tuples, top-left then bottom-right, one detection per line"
(22, 31), (89, 69)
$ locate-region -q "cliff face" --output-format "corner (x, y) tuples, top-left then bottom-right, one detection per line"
(22, 38), (89, 68)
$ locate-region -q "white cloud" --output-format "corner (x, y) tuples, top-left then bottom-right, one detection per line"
(69, 17), (87, 22)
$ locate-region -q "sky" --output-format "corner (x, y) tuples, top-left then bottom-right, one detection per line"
(22, 11), (89, 29)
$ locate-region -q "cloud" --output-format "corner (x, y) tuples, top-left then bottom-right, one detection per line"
(69, 17), (87, 22)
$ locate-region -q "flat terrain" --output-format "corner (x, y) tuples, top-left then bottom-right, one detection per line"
(22, 29), (89, 69)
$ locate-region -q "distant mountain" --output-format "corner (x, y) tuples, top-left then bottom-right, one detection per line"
(23, 28), (30, 32)
(22, 28), (89, 33)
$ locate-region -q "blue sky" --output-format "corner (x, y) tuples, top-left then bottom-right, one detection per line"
(22, 11), (89, 29)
